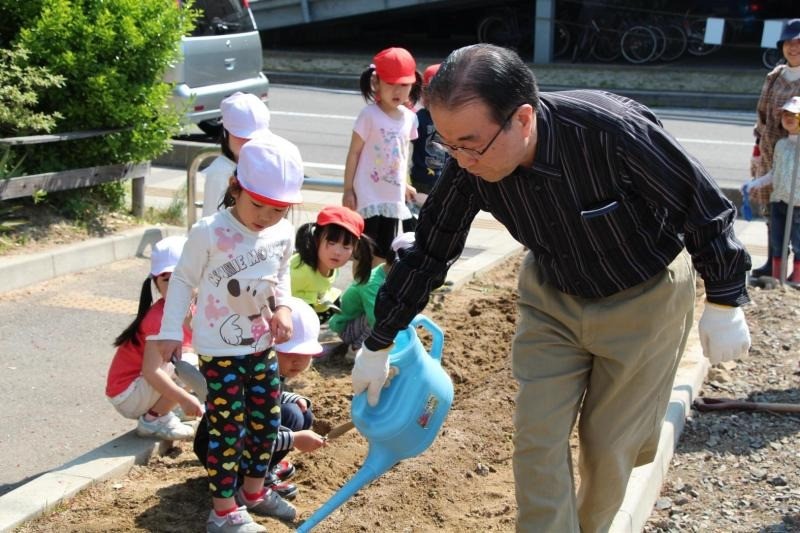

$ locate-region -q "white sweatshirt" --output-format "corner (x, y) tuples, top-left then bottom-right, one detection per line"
(157, 209), (294, 356)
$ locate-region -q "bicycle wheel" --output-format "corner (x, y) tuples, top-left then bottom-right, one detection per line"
(686, 19), (720, 56)
(659, 23), (687, 62)
(762, 48), (785, 70)
(590, 28), (621, 62)
(554, 22), (572, 58)
(648, 25), (667, 62)
(621, 25), (657, 64)
(571, 27), (592, 63)
(477, 15), (520, 48)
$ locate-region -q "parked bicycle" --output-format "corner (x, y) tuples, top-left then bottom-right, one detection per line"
(569, 17), (621, 63)
(762, 47), (786, 69)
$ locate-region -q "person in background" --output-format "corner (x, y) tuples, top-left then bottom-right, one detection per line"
(201, 92), (271, 218)
(751, 18), (800, 278)
(105, 235), (201, 441)
(747, 96), (800, 283)
(410, 63), (447, 196)
(291, 206), (374, 324)
(352, 44), (751, 532)
(342, 47), (421, 265)
(328, 232), (415, 361)
(151, 135), (303, 532)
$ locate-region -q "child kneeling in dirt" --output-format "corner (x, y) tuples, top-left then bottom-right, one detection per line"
(328, 232), (416, 361)
(193, 296), (329, 499)
(105, 236), (203, 441)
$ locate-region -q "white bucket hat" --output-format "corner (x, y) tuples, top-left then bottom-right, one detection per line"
(221, 92), (271, 139)
(237, 134), (304, 207)
(781, 96), (800, 115)
(275, 297), (323, 356)
(150, 235), (187, 276)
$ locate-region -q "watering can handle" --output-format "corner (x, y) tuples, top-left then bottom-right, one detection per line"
(410, 314), (444, 361)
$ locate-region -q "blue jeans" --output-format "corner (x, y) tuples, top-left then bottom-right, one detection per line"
(769, 202), (800, 258)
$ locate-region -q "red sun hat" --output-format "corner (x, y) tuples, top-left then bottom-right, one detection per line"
(373, 47), (417, 84)
(316, 205), (364, 238)
(423, 64), (441, 87)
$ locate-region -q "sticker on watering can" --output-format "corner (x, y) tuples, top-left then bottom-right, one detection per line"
(417, 394), (439, 429)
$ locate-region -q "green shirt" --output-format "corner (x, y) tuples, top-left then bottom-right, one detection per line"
(289, 253), (338, 312)
(328, 264), (386, 333)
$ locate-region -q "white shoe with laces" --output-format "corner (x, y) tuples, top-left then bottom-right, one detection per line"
(136, 411), (194, 440)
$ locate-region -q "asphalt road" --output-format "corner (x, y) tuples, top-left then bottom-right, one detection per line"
(265, 85), (756, 191)
(0, 84), (758, 496)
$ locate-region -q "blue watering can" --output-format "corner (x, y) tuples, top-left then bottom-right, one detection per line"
(296, 314), (453, 532)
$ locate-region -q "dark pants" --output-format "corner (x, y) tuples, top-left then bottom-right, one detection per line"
(769, 201), (800, 258)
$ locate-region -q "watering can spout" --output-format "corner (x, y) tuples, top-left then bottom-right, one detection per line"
(296, 449), (396, 532)
(297, 315), (453, 532)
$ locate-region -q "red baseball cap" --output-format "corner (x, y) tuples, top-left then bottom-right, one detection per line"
(316, 206), (364, 238)
(423, 64), (441, 87)
(373, 47), (416, 84)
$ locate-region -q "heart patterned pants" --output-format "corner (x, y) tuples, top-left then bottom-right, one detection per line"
(199, 351), (281, 499)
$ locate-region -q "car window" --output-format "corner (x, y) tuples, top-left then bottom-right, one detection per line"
(190, 0), (255, 36)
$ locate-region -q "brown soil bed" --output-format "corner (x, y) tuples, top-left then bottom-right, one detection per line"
(15, 252), (800, 532)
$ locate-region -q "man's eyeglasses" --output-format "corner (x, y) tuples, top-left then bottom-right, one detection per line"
(432, 106), (519, 160)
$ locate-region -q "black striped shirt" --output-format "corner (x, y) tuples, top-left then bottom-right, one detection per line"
(366, 90), (751, 350)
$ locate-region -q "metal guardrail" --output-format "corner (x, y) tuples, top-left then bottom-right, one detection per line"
(0, 128), (146, 216)
(186, 148), (221, 230)
(185, 149), (345, 229)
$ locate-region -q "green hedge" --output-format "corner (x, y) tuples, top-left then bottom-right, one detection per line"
(3, 0), (196, 173)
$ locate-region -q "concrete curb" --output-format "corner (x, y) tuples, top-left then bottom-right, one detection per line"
(610, 328), (709, 532)
(0, 225), (185, 293)
(0, 432), (170, 533)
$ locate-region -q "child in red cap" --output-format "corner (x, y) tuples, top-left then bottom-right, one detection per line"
(342, 47), (422, 265)
(291, 205), (375, 323)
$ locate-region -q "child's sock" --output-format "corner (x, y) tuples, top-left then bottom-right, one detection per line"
(213, 505), (239, 519)
(143, 409), (161, 422)
(242, 487), (267, 501)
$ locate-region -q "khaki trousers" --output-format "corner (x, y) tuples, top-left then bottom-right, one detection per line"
(512, 250), (695, 533)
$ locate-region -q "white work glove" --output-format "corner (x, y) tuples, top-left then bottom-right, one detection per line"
(352, 345), (391, 407)
(698, 303), (751, 365)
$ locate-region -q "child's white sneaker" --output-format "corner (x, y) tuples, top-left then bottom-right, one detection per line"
(236, 486), (297, 521)
(136, 412), (194, 440)
(206, 506), (266, 533)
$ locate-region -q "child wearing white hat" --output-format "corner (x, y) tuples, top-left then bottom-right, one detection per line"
(150, 134), (304, 532)
(105, 235), (201, 441)
(201, 91), (271, 217)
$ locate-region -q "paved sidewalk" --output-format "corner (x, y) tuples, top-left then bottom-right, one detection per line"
(0, 163), (769, 532)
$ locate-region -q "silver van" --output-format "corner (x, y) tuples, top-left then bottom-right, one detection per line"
(165, 0), (269, 137)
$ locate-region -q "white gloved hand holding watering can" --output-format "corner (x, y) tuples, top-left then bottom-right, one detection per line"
(698, 303), (751, 365)
(352, 345), (391, 406)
